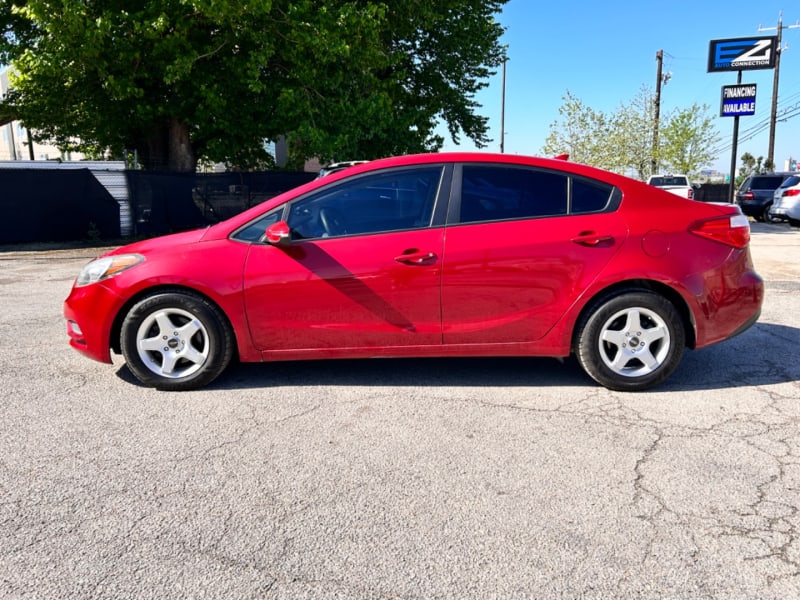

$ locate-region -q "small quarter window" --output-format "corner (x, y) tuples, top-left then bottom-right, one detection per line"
(571, 177), (614, 214)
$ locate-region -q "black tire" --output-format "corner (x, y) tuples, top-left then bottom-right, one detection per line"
(762, 203), (778, 223)
(120, 291), (234, 390)
(575, 291), (685, 392)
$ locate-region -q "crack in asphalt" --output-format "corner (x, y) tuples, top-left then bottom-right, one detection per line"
(2, 386), (799, 596)
(429, 389), (800, 593)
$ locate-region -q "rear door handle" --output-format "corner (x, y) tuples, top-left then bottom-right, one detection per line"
(394, 250), (438, 265)
(571, 232), (614, 247)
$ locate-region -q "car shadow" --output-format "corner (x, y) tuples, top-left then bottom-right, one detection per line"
(115, 356), (588, 389)
(114, 321), (798, 392)
(216, 356), (589, 389)
(662, 321), (800, 392)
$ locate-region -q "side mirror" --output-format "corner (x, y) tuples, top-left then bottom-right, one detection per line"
(265, 221), (291, 245)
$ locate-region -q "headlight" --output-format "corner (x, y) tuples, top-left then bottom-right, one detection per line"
(75, 254), (144, 287)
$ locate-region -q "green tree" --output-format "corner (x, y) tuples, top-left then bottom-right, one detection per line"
(738, 152), (758, 185)
(0, 0), (507, 171)
(736, 152), (774, 185)
(543, 88), (657, 177)
(659, 103), (720, 176)
(543, 87), (720, 180)
(609, 86), (657, 179)
(541, 91), (617, 169)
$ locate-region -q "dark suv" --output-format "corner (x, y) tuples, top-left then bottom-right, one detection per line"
(736, 172), (794, 222)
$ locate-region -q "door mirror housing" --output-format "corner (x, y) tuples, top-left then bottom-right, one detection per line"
(265, 221), (291, 245)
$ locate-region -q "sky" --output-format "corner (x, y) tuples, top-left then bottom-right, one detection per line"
(439, 0), (800, 176)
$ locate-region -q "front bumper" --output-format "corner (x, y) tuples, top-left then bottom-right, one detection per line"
(63, 282), (126, 364)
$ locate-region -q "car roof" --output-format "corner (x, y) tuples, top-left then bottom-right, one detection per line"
(354, 152), (631, 184)
(747, 172), (794, 179)
(209, 152), (661, 238)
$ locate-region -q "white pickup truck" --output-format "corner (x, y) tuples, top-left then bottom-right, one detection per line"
(647, 174), (694, 199)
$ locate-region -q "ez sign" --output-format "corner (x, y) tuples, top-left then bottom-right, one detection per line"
(708, 37), (777, 72)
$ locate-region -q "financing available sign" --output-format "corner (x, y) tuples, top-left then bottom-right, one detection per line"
(720, 84), (757, 117)
(708, 37), (777, 72)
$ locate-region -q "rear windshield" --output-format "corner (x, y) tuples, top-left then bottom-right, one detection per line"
(781, 175), (800, 188)
(748, 175), (787, 190)
(650, 176), (688, 186)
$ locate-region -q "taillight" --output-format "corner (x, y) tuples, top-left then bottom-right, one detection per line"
(783, 189), (800, 197)
(743, 191), (754, 201)
(688, 214), (750, 248)
(687, 188), (694, 200)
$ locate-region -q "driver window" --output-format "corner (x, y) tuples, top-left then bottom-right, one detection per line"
(287, 167), (443, 240)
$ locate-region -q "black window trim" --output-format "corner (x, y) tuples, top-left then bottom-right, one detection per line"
(448, 162), (620, 226)
(231, 163), (454, 243)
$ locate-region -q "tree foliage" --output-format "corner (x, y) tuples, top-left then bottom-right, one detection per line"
(612, 86), (657, 179)
(540, 91), (617, 170)
(543, 87), (720, 180)
(0, 0), (507, 171)
(738, 152), (774, 183)
(659, 102), (720, 176)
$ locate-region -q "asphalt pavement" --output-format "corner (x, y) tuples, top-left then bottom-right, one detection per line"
(0, 221), (798, 599)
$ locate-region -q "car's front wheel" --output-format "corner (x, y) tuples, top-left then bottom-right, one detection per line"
(575, 291), (685, 391)
(120, 291), (234, 390)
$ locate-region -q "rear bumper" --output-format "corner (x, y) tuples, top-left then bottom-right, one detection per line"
(729, 308), (761, 339)
(691, 265), (764, 349)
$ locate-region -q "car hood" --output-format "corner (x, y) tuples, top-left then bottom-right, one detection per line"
(105, 227), (210, 257)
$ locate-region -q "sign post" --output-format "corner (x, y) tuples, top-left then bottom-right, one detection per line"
(725, 74), (746, 203)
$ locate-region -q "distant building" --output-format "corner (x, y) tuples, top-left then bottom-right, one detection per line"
(0, 67), (86, 162)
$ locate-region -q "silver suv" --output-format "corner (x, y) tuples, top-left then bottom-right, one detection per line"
(770, 175), (800, 226)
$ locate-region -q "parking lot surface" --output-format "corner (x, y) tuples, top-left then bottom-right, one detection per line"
(1, 222), (799, 598)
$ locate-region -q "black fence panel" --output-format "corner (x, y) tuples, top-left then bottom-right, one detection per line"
(0, 169), (120, 244)
(127, 171), (316, 237)
(694, 183), (732, 203)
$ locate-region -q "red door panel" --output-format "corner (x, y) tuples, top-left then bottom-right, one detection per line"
(441, 213), (628, 344)
(243, 229), (444, 351)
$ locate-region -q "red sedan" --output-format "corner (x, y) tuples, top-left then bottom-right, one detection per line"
(64, 153), (763, 391)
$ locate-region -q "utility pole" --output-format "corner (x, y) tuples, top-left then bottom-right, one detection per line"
(758, 12), (800, 169)
(652, 50), (671, 175)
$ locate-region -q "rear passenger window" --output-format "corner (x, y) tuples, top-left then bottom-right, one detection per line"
(460, 166), (567, 223)
(458, 166), (614, 223)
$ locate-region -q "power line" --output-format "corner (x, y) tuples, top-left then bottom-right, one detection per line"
(757, 11), (800, 164)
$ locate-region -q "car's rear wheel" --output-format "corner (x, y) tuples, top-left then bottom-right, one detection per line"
(120, 291), (234, 390)
(576, 291), (685, 391)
